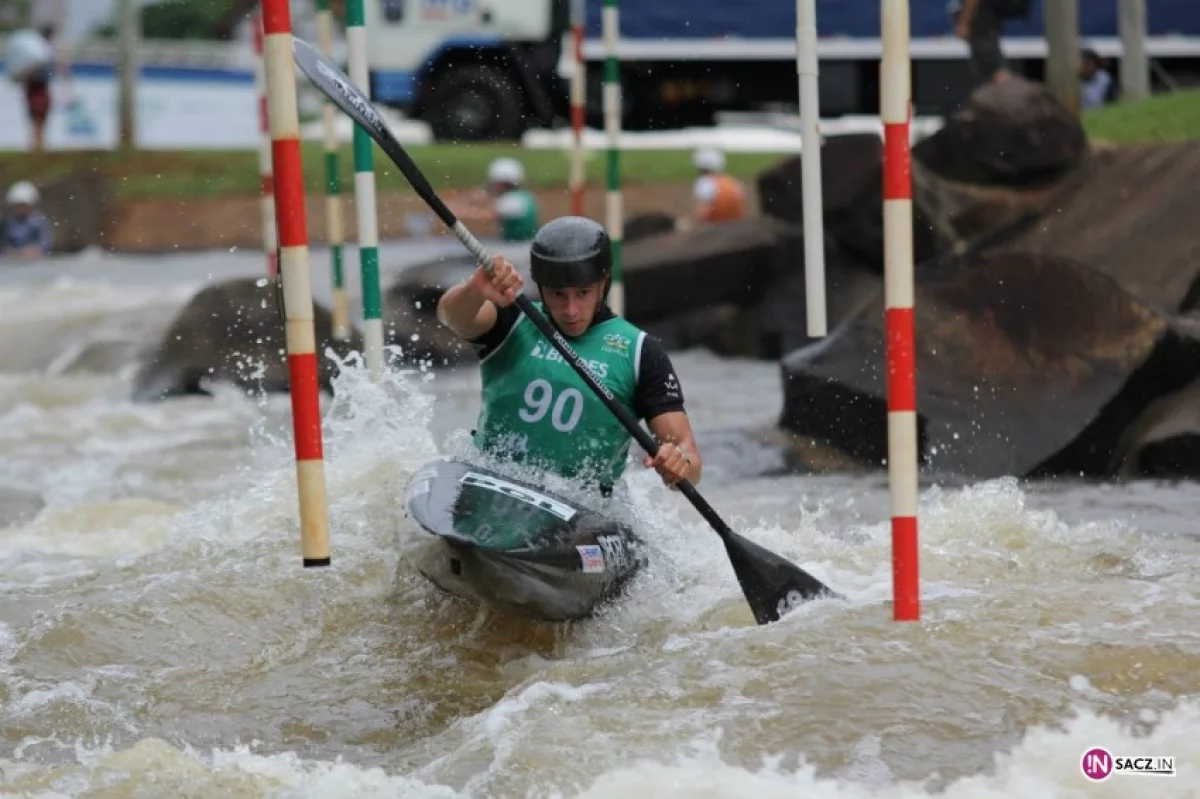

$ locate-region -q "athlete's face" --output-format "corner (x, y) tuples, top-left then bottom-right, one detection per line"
(542, 281), (605, 337)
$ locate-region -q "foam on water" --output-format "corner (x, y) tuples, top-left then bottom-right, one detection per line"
(0, 697), (1196, 797)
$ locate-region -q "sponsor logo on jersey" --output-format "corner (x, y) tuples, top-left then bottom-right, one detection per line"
(602, 333), (631, 356)
(529, 340), (610, 378)
(663, 373), (681, 400)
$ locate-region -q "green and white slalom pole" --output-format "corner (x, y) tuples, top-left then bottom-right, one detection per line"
(316, 0), (349, 340)
(347, 0), (384, 379)
(602, 0), (624, 315)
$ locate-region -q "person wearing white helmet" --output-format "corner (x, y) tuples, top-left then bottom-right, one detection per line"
(690, 147), (746, 225)
(447, 156), (540, 242)
(2, 180), (52, 259)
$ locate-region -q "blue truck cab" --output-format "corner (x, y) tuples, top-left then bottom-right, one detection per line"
(364, 0), (1200, 141)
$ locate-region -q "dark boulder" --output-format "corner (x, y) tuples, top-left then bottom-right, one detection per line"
(623, 212), (678, 243)
(620, 216), (785, 323)
(638, 305), (757, 358)
(778, 251), (1200, 479)
(911, 75), (1088, 187)
(1115, 379), (1200, 480)
(757, 129), (1071, 272)
(756, 134), (884, 227)
(993, 142), (1200, 314)
(911, 162), (1067, 257)
(132, 277), (362, 401)
(754, 236), (882, 358)
(382, 252), (536, 367)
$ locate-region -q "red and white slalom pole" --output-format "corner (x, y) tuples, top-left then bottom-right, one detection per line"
(261, 0), (331, 568)
(252, 9), (277, 278)
(569, 0), (586, 216)
(881, 0), (919, 621)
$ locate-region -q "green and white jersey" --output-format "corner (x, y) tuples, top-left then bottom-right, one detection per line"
(470, 303), (685, 489)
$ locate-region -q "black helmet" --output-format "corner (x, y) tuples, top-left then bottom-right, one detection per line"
(529, 216), (612, 290)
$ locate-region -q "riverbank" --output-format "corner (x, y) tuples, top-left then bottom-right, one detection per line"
(0, 143), (785, 201)
(105, 180), (715, 253)
(0, 143), (778, 253)
(3, 89), (1196, 253)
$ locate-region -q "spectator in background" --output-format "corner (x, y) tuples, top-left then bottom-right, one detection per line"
(447, 157), (540, 242)
(1, 181), (53, 259)
(949, 0), (1013, 86)
(8, 24), (73, 153)
(1080, 48), (1115, 109)
(690, 148), (746, 226)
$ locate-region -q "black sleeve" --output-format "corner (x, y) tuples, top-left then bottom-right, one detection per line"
(468, 304), (522, 359)
(634, 334), (686, 421)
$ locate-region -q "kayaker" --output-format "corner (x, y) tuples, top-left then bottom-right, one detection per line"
(436, 215), (703, 495)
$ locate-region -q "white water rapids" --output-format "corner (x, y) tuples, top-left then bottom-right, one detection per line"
(0, 245), (1197, 797)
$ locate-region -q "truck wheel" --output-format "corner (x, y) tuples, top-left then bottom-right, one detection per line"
(424, 64), (526, 142)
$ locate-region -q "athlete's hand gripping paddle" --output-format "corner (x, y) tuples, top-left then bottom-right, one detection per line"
(291, 37), (840, 623)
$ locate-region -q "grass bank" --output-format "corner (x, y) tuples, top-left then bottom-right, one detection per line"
(1082, 88), (1200, 144)
(8, 88), (1191, 201)
(0, 143), (789, 201)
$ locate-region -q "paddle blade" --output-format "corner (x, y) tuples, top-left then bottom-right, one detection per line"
(721, 530), (838, 624)
(292, 38), (387, 140)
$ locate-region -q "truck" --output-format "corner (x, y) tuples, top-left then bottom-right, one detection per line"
(363, 0), (1200, 141)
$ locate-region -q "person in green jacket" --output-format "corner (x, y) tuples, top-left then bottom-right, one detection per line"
(447, 157), (539, 242)
(436, 216), (702, 495)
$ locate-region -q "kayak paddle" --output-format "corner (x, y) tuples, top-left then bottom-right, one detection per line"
(290, 37), (840, 623)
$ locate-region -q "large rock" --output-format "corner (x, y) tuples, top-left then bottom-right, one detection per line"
(132, 277), (362, 401)
(383, 254), (480, 367)
(382, 252), (537, 368)
(754, 236), (882, 358)
(911, 163), (1068, 258)
(911, 75), (1088, 187)
(623, 212), (678, 243)
(758, 127), (1074, 272)
(754, 134), (942, 269)
(756, 134), (884, 227)
(1115, 378), (1200, 480)
(991, 142), (1200, 314)
(620, 216), (786, 322)
(778, 251), (1200, 479)
(638, 305), (758, 357)
(823, 157), (944, 270)
(756, 136), (964, 271)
